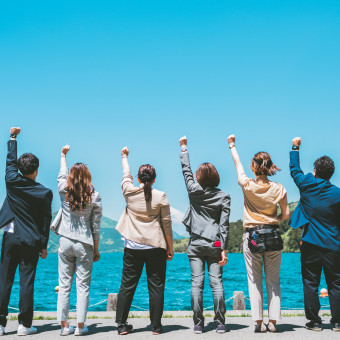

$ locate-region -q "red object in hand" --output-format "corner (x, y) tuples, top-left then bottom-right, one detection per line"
(214, 240), (221, 247)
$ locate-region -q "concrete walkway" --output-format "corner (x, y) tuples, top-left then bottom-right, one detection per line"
(2, 313), (339, 340)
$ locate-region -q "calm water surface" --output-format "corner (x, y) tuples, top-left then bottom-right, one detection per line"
(7, 253), (329, 312)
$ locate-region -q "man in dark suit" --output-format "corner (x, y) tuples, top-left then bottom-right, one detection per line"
(0, 127), (53, 336)
(290, 137), (340, 332)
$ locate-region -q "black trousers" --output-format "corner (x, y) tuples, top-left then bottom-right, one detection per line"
(115, 247), (167, 328)
(301, 242), (340, 324)
(0, 232), (39, 327)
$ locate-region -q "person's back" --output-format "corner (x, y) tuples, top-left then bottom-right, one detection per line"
(179, 136), (230, 334)
(52, 145), (102, 336)
(290, 144), (340, 252)
(0, 127), (52, 337)
(289, 137), (340, 332)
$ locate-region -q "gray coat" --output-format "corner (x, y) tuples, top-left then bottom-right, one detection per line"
(180, 152), (230, 250)
(51, 167), (102, 247)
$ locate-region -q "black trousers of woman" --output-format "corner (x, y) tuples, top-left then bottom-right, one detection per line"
(116, 247), (167, 328)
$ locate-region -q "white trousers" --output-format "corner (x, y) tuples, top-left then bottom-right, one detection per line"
(243, 232), (282, 321)
(57, 236), (94, 323)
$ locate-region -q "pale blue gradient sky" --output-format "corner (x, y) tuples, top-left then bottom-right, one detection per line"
(1, 0), (340, 222)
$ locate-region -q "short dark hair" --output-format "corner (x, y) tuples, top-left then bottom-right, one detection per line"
(314, 156), (335, 180)
(196, 163), (220, 188)
(17, 153), (39, 175)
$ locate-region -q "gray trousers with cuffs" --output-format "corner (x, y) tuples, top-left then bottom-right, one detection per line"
(243, 232), (282, 321)
(188, 237), (226, 327)
(57, 236), (94, 323)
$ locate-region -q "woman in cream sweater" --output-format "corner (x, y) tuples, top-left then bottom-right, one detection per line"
(115, 146), (173, 336)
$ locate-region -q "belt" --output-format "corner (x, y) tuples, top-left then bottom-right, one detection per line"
(245, 225), (279, 233)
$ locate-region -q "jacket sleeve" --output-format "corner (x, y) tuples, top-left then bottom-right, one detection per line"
(219, 195), (231, 250)
(5, 140), (21, 183)
(121, 170), (135, 196)
(91, 193), (103, 241)
(57, 167), (69, 201)
(289, 151), (313, 189)
(160, 193), (173, 237)
(40, 190), (53, 250)
(179, 152), (201, 194)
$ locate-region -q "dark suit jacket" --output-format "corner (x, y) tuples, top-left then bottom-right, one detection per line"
(290, 151), (340, 252)
(0, 140), (53, 250)
(180, 152), (230, 250)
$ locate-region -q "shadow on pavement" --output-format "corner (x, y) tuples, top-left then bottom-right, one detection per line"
(206, 321), (249, 332)
(88, 322), (116, 334)
(36, 322), (60, 333)
(278, 324), (304, 332)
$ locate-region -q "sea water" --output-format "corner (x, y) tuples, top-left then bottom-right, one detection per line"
(7, 253), (328, 312)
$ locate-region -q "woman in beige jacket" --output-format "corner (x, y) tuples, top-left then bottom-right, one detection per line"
(115, 146), (173, 336)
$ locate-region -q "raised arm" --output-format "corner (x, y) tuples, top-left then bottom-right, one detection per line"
(5, 127), (21, 183)
(58, 145), (70, 199)
(289, 137), (311, 189)
(120, 146), (134, 195)
(60, 145), (70, 169)
(227, 135), (247, 185)
(179, 136), (201, 193)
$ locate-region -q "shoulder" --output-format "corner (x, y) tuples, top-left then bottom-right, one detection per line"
(92, 191), (102, 202)
(152, 189), (169, 203)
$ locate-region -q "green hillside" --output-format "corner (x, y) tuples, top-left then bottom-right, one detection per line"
(174, 202), (302, 253)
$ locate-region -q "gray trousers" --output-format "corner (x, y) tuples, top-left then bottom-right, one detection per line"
(57, 236), (94, 323)
(188, 238), (226, 327)
(243, 232), (282, 321)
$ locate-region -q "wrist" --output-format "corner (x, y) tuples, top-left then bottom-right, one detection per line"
(229, 143), (235, 149)
(292, 145), (300, 151)
(122, 155), (128, 158)
(181, 147), (188, 153)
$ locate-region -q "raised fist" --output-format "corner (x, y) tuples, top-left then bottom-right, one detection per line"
(10, 127), (21, 136)
(61, 145), (70, 155)
(228, 134), (236, 145)
(179, 136), (187, 148)
(292, 137), (301, 147)
(121, 146), (129, 157)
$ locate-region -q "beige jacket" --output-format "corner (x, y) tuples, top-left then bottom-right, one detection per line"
(116, 172), (172, 250)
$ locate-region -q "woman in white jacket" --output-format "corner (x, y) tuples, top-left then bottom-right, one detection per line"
(52, 145), (102, 336)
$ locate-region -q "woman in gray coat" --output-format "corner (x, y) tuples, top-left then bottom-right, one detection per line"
(179, 136), (230, 334)
(52, 145), (102, 336)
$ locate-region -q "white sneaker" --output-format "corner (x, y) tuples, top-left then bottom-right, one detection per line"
(74, 325), (88, 336)
(60, 325), (75, 336)
(0, 325), (5, 336)
(17, 324), (37, 336)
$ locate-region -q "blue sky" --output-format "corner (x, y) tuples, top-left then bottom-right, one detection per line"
(1, 0), (340, 223)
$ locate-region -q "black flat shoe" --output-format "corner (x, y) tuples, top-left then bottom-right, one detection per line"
(152, 325), (163, 335)
(331, 323), (340, 332)
(305, 321), (322, 332)
(118, 323), (133, 335)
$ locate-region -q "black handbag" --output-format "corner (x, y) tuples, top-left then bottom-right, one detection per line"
(248, 226), (283, 254)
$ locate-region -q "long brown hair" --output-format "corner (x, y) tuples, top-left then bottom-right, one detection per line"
(66, 163), (94, 211)
(251, 152), (280, 176)
(138, 164), (156, 203)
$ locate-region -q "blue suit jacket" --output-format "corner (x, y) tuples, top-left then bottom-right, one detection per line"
(290, 151), (340, 252)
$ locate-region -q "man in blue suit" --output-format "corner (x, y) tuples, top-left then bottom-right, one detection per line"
(290, 137), (340, 332)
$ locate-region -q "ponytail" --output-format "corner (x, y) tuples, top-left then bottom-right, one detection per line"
(143, 181), (153, 202)
(138, 164), (156, 203)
